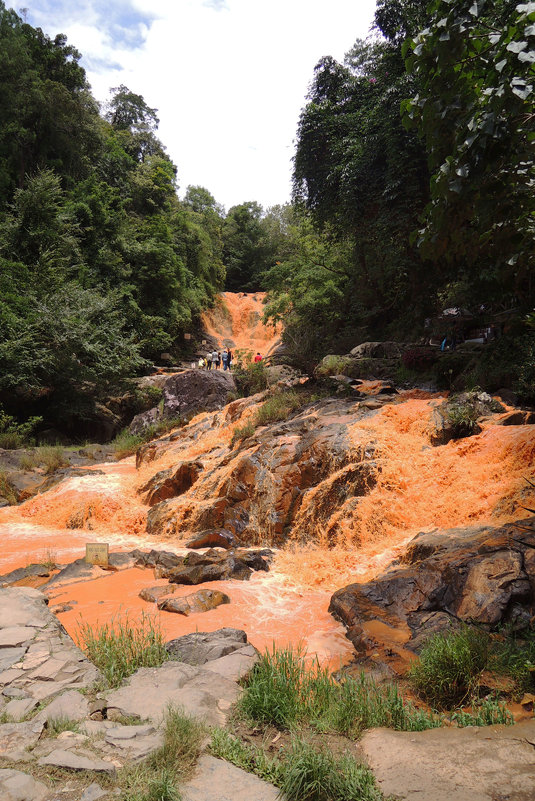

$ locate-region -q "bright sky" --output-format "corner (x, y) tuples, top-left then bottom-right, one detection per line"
(9, 0), (377, 210)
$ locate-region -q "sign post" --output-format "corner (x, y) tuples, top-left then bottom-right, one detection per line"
(85, 543), (109, 567)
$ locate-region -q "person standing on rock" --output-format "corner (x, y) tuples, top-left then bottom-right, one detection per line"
(222, 349), (229, 371)
(227, 349), (233, 370)
(212, 350), (219, 369)
(206, 352), (213, 370)
(254, 352), (262, 363)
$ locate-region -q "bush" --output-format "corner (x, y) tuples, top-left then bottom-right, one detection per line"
(234, 361), (268, 396)
(409, 627), (489, 709)
(432, 352), (469, 389)
(0, 407), (42, 449)
(129, 385), (164, 415)
(38, 445), (69, 474)
(255, 390), (303, 426)
(0, 471), (17, 505)
(77, 612), (168, 688)
(315, 355), (355, 377)
(488, 629), (535, 695)
(230, 421), (256, 448)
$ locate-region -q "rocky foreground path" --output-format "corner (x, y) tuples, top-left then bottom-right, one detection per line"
(0, 587), (533, 800)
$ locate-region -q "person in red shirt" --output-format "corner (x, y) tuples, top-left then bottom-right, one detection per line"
(254, 353), (262, 363)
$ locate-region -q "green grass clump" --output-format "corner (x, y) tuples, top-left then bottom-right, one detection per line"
(280, 741), (383, 801)
(239, 645), (439, 736)
(38, 445), (69, 474)
(112, 417), (184, 459)
(210, 728), (283, 785)
(77, 612), (168, 688)
(119, 705), (205, 801)
(488, 629), (535, 695)
(46, 716), (80, 736)
(451, 696), (514, 727)
(211, 730), (382, 801)
(255, 391), (303, 426)
(0, 471), (17, 505)
(315, 355), (355, 377)
(230, 421), (256, 448)
(409, 627), (489, 709)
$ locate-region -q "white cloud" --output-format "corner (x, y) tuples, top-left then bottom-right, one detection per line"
(8, 0), (376, 209)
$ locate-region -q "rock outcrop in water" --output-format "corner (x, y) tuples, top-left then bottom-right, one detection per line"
(330, 518), (535, 656)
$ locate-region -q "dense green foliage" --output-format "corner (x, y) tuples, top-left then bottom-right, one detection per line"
(262, 0), (535, 386)
(0, 3), (225, 433)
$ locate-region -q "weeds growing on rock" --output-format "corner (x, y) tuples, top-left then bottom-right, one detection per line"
(255, 390), (303, 426)
(239, 645), (439, 736)
(451, 696), (514, 727)
(230, 421), (256, 448)
(408, 627), (489, 709)
(119, 705), (204, 801)
(0, 471), (17, 505)
(112, 418), (184, 459)
(38, 445), (69, 474)
(77, 612), (168, 688)
(210, 728), (283, 785)
(45, 716), (80, 736)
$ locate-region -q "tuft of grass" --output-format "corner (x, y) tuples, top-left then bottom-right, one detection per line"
(408, 626), (489, 709)
(211, 730), (383, 801)
(38, 445), (69, 474)
(0, 431), (24, 449)
(488, 629), (535, 696)
(280, 741), (383, 801)
(0, 471), (17, 505)
(315, 355), (355, 377)
(119, 705), (205, 801)
(77, 612), (168, 688)
(230, 421), (256, 448)
(19, 452), (40, 471)
(451, 696), (514, 727)
(210, 728), (283, 785)
(46, 716), (80, 737)
(239, 645), (439, 736)
(112, 417), (184, 459)
(255, 390), (303, 426)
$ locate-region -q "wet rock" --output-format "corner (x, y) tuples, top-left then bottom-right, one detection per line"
(130, 369), (236, 434)
(139, 585), (179, 603)
(181, 755), (279, 801)
(0, 564), (53, 589)
(0, 768), (47, 801)
(166, 550), (255, 585)
(132, 549), (184, 571)
(166, 628), (248, 665)
(139, 461), (203, 506)
(158, 589), (231, 616)
(185, 529), (238, 549)
(495, 410), (535, 426)
(330, 519), (535, 655)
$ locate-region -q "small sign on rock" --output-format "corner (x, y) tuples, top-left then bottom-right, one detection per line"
(86, 543), (109, 566)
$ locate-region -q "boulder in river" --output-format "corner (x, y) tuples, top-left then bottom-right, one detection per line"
(157, 588), (230, 615)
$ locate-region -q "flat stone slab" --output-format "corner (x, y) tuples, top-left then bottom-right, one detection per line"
(361, 720), (535, 801)
(181, 755), (279, 801)
(0, 720), (45, 761)
(0, 627), (36, 649)
(202, 645), (258, 682)
(105, 661), (241, 726)
(3, 697), (37, 721)
(0, 588), (50, 628)
(104, 724), (163, 760)
(38, 748), (116, 775)
(0, 768), (47, 801)
(35, 689), (90, 723)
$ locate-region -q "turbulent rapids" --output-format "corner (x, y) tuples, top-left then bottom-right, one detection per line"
(1, 293), (534, 668)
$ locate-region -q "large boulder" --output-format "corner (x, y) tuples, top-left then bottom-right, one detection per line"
(329, 518), (535, 657)
(350, 341), (403, 359)
(157, 588), (230, 615)
(429, 391), (505, 445)
(130, 369), (236, 433)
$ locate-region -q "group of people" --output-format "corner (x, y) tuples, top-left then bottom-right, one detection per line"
(197, 348), (233, 371)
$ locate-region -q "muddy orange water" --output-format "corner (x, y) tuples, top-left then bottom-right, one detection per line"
(201, 291), (281, 357)
(1, 390), (533, 667)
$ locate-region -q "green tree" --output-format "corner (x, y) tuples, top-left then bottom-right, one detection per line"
(402, 0), (535, 307)
(222, 201), (270, 291)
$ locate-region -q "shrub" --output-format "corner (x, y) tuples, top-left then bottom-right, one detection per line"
(0, 407), (42, 449)
(315, 355), (355, 377)
(230, 421), (256, 448)
(401, 348), (437, 372)
(409, 627), (489, 709)
(255, 390), (302, 426)
(130, 385), (164, 415)
(444, 398), (481, 438)
(234, 361), (268, 396)
(488, 629), (535, 695)
(77, 612), (168, 688)
(38, 445), (69, 474)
